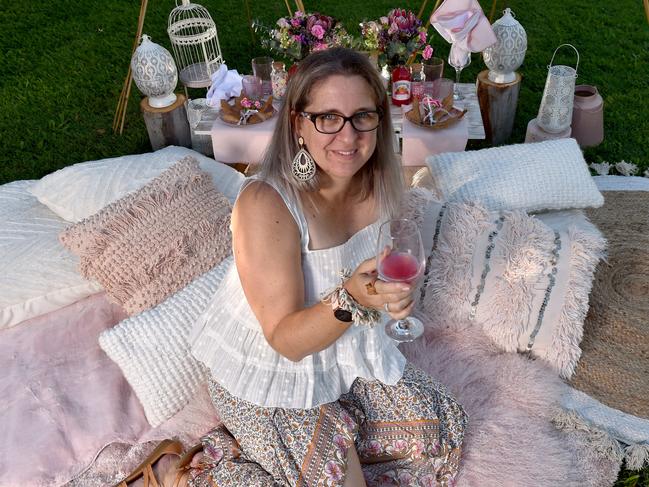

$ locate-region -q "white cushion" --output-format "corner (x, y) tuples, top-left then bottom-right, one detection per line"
(406, 189), (605, 379)
(29, 146), (244, 222)
(0, 181), (101, 328)
(425, 139), (604, 212)
(98, 258), (232, 427)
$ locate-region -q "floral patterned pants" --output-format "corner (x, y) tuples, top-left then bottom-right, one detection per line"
(188, 363), (467, 487)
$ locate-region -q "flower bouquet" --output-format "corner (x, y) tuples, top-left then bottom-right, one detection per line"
(261, 11), (354, 60)
(360, 9), (433, 67)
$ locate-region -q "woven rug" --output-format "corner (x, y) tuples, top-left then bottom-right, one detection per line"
(570, 190), (649, 419)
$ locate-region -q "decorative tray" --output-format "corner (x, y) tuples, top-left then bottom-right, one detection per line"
(219, 95), (275, 126)
(405, 95), (467, 130)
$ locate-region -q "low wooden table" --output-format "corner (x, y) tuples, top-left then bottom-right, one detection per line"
(192, 83), (485, 166)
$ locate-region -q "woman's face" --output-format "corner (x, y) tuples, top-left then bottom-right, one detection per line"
(296, 74), (379, 182)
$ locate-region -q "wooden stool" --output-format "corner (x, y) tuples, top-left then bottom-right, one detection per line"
(140, 94), (191, 150)
(477, 70), (522, 145)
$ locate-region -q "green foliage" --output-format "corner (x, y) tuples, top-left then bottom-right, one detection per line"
(1, 0), (648, 184)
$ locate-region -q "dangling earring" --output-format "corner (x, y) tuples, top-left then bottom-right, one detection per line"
(292, 136), (316, 181)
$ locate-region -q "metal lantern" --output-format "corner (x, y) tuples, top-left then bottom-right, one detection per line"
(482, 8), (527, 84)
(167, 0), (224, 88)
(131, 35), (178, 108)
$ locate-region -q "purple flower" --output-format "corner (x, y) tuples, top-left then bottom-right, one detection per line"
(311, 24), (325, 39)
(364, 439), (383, 456)
(420, 474), (438, 487)
(397, 470), (415, 486)
(419, 30), (427, 43)
(324, 461), (344, 481)
(333, 433), (349, 453)
(290, 17), (302, 28)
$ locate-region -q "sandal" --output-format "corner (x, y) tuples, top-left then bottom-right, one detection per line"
(116, 439), (184, 487)
(171, 443), (204, 487)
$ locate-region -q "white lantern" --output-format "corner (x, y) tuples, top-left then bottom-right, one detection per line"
(131, 35), (178, 108)
(482, 8), (527, 84)
(168, 0), (224, 88)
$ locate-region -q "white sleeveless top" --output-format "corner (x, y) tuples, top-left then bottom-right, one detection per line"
(189, 178), (407, 409)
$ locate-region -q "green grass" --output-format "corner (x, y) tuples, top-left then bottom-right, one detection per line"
(1, 0), (648, 184)
(1, 1), (648, 482)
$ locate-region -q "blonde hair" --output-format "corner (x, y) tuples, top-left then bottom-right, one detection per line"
(258, 48), (404, 218)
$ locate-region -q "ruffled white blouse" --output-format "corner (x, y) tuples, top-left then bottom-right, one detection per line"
(189, 179), (406, 409)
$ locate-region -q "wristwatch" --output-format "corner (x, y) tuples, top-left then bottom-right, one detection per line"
(333, 307), (353, 322)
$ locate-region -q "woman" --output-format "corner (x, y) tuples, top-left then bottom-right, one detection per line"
(189, 48), (467, 486)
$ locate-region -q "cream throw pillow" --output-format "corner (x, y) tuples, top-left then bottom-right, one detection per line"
(30, 146), (244, 222)
(425, 139), (604, 212)
(405, 189), (605, 379)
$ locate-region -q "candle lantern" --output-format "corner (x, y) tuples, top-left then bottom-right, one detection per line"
(131, 35), (178, 108)
(482, 8), (527, 84)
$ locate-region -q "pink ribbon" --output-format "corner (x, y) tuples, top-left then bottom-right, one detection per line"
(430, 0), (496, 65)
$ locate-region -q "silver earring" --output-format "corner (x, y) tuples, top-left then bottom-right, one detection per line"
(292, 137), (316, 181)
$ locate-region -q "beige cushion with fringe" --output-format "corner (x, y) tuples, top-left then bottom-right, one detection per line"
(405, 189), (605, 379)
(60, 157), (232, 316)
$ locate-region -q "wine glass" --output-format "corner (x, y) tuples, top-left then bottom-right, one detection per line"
(448, 44), (471, 101)
(376, 219), (426, 342)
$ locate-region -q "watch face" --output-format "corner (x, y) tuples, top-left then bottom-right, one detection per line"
(334, 308), (353, 322)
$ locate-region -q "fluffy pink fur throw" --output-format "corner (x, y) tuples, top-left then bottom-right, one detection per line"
(60, 157), (232, 315)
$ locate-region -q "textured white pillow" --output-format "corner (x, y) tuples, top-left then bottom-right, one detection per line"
(30, 146), (244, 222)
(0, 181), (101, 328)
(425, 138), (604, 212)
(98, 257), (232, 427)
(405, 189), (605, 379)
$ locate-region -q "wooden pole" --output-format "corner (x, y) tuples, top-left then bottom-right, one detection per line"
(644, 0), (649, 25)
(489, 0), (499, 23)
(283, 0), (293, 16)
(417, 0), (430, 20)
(244, 0), (256, 44)
(112, 0), (149, 134)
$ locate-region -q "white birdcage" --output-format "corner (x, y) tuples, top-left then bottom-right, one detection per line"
(167, 0), (224, 88)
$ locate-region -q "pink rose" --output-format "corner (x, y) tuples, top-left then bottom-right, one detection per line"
(423, 44), (434, 60)
(419, 30), (427, 43)
(324, 460), (344, 481)
(291, 18), (302, 28)
(311, 24), (325, 39)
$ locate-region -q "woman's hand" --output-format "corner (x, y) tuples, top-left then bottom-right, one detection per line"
(344, 258), (416, 321)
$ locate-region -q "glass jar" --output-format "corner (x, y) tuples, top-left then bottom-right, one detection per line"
(410, 63), (425, 102)
(391, 65), (411, 106)
(271, 61), (288, 101)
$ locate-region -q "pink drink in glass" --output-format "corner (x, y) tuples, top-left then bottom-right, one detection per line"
(379, 251), (422, 283)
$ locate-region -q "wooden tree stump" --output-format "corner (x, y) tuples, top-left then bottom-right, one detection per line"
(477, 70), (522, 145)
(140, 94), (191, 150)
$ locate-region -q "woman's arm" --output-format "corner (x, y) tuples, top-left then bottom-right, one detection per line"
(232, 182), (413, 362)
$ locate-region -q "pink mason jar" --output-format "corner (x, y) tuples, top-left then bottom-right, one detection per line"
(571, 84), (604, 147)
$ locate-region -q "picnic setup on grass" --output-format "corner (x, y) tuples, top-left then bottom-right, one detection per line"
(2, 0), (649, 486)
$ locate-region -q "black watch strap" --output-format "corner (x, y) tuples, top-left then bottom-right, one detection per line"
(333, 307), (353, 322)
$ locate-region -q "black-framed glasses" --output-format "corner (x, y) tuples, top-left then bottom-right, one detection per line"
(300, 109), (383, 134)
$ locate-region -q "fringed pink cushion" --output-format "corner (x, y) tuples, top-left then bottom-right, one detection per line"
(60, 157), (232, 315)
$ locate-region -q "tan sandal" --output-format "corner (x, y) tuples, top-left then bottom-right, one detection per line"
(171, 443), (204, 487)
(116, 439), (184, 487)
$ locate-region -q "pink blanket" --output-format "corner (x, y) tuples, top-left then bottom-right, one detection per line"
(1, 294), (620, 486)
